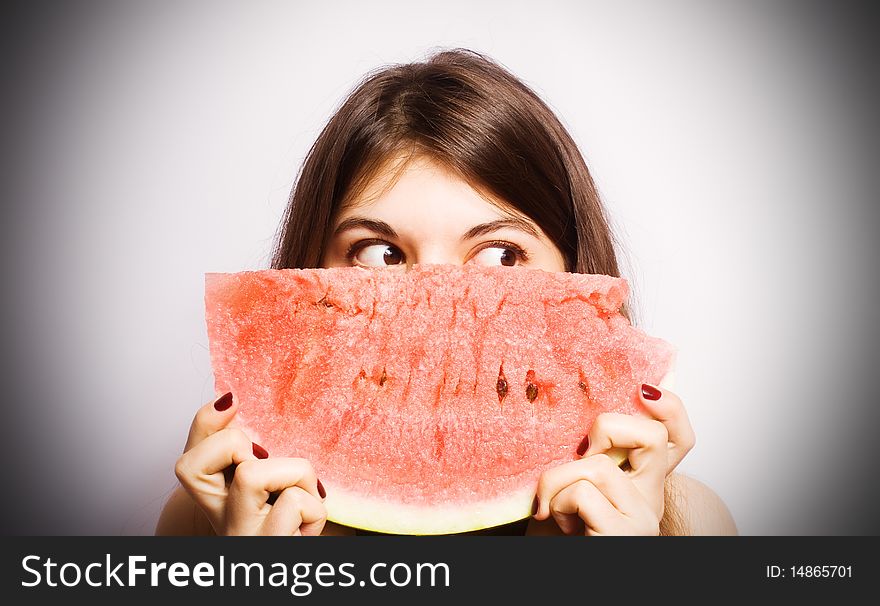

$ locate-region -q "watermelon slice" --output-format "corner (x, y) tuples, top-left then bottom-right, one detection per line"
(204, 264), (675, 535)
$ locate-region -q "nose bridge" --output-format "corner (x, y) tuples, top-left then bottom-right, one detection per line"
(412, 242), (460, 266)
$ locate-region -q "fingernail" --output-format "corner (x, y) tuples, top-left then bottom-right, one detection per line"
(576, 434), (590, 456)
(531, 496), (539, 516)
(641, 384), (662, 401)
(214, 392), (233, 411)
(252, 442), (269, 459)
(317, 478), (327, 499)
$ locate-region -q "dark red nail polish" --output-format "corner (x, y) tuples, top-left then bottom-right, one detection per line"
(317, 478), (327, 499)
(531, 496), (539, 516)
(641, 384), (661, 401)
(252, 442), (269, 459)
(214, 392), (233, 411)
(576, 434), (590, 456)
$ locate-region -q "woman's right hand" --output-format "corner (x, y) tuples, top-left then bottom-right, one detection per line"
(172, 392), (327, 536)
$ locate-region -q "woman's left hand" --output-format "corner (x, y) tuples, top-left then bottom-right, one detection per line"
(532, 383), (695, 535)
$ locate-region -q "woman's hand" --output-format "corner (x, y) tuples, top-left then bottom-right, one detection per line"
(171, 392), (327, 536)
(532, 383), (695, 535)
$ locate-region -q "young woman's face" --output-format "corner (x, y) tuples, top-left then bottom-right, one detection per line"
(321, 154), (567, 272)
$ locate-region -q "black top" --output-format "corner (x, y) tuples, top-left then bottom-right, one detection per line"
(353, 518), (529, 536)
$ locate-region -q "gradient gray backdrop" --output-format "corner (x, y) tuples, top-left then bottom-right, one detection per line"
(1, 0), (878, 535)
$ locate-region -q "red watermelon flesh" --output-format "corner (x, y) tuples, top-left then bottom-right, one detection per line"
(204, 264), (675, 534)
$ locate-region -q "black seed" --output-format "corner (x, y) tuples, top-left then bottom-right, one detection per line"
(526, 382), (539, 402)
(496, 365), (508, 403)
(379, 367), (387, 386)
(496, 377), (508, 402)
(578, 381), (588, 393)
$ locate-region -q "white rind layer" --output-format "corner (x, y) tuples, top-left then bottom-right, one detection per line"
(325, 485), (536, 535)
(324, 447), (631, 535)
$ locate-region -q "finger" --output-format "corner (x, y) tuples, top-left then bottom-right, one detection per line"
(582, 413), (667, 502)
(535, 454), (649, 520)
(638, 384), (696, 472)
(226, 458), (321, 530)
(175, 426), (256, 528)
(184, 392), (239, 452)
(177, 427), (256, 485)
(554, 478), (659, 536)
(260, 487), (327, 536)
(550, 480), (625, 535)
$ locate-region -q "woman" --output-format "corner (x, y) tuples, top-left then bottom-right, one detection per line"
(157, 48), (737, 536)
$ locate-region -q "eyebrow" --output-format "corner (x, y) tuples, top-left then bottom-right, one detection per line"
(459, 218), (541, 241)
(333, 217), (399, 239)
(331, 215), (541, 241)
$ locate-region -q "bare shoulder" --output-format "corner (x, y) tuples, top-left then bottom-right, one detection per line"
(667, 473), (738, 536)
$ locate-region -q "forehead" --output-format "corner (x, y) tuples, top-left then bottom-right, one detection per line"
(341, 152), (510, 217)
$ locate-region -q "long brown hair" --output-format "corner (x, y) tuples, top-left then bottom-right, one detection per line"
(270, 48), (683, 535)
(271, 48), (618, 276)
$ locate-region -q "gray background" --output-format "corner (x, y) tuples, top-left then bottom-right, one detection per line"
(1, 0), (877, 535)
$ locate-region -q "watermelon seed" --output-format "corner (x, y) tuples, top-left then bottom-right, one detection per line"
(525, 369), (539, 402)
(526, 382), (539, 402)
(496, 366), (509, 403)
(379, 367), (388, 386)
(578, 371), (592, 399)
(496, 377), (508, 402)
(316, 294), (334, 308)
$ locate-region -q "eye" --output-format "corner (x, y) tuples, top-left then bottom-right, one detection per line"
(470, 243), (527, 267)
(350, 242), (405, 267)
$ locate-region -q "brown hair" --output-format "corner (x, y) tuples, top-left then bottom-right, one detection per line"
(270, 48), (683, 535)
(270, 48), (619, 276)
